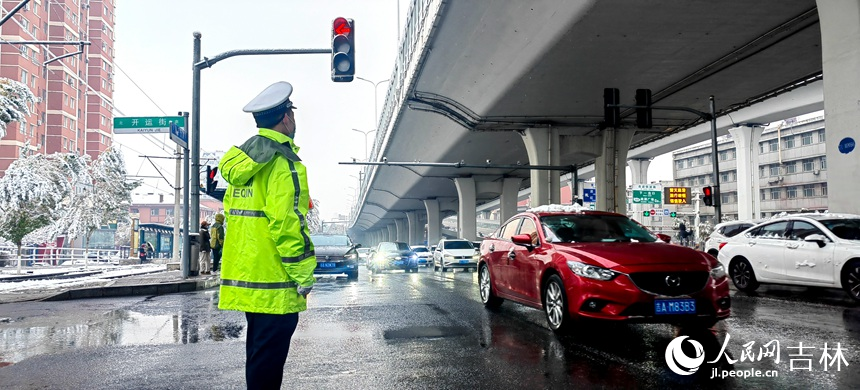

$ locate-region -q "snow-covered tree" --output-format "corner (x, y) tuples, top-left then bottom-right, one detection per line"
(0, 154), (72, 273)
(0, 78), (36, 139)
(307, 198), (322, 233)
(114, 219), (132, 248)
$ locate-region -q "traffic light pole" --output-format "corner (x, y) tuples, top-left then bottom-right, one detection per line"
(181, 112), (190, 279)
(610, 94), (722, 223)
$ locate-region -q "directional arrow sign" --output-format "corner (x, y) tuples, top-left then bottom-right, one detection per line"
(334, 21), (351, 35)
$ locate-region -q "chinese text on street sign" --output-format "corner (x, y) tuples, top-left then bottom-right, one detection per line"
(114, 116), (186, 135)
(632, 184), (663, 204)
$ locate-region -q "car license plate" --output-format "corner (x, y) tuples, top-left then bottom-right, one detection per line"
(394, 261), (404, 266)
(654, 299), (696, 315)
(319, 262), (336, 268)
(459, 260), (469, 264)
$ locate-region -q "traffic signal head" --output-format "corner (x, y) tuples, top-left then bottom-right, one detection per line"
(635, 89), (652, 128)
(331, 17), (355, 82)
(206, 165), (218, 194)
(702, 186), (713, 206)
(603, 88), (620, 128)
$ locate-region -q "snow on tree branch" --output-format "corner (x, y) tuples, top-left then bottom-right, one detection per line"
(0, 78), (36, 139)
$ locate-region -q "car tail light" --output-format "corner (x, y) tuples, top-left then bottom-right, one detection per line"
(719, 242), (727, 250)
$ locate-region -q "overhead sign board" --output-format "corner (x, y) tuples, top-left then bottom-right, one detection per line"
(663, 186), (692, 205)
(632, 184), (663, 204)
(114, 116), (186, 135)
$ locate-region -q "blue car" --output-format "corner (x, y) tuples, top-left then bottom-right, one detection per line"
(311, 234), (360, 280)
(369, 241), (419, 273)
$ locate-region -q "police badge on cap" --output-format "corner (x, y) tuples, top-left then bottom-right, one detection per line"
(244, 81), (297, 128)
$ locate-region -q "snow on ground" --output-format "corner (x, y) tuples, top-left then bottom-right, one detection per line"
(0, 264), (167, 294)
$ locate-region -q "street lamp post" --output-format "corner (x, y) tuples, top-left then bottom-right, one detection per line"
(355, 77), (390, 125)
(351, 128), (377, 161)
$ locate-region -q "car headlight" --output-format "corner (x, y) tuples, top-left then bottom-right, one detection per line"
(472, 254), (480, 260)
(410, 254), (418, 260)
(567, 261), (618, 281)
(710, 264), (727, 280)
(444, 255), (454, 261)
(345, 253), (357, 260)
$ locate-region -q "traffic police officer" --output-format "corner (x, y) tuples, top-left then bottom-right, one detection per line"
(218, 81), (316, 389)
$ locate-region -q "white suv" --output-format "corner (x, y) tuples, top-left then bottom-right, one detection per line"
(433, 239), (479, 272)
(704, 220), (760, 257)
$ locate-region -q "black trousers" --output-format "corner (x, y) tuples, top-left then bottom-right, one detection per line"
(245, 312), (299, 390)
(212, 248), (222, 271)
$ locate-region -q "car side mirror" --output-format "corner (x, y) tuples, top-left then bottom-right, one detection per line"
(804, 234), (828, 247)
(354, 243), (362, 249)
(656, 233), (672, 243)
(511, 234), (535, 251)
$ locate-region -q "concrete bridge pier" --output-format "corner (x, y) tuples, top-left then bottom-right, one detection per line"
(522, 128), (561, 207)
(405, 211), (424, 246)
(818, 0), (860, 214)
(500, 177), (523, 222)
(594, 128), (636, 214)
(729, 125), (765, 220)
(395, 218), (408, 243)
(424, 199), (441, 247)
(627, 158), (652, 217)
(453, 177), (477, 241)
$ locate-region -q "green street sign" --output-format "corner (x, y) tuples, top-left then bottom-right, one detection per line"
(643, 210), (651, 217)
(114, 116), (186, 134)
(632, 190), (662, 204)
(670, 212), (677, 218)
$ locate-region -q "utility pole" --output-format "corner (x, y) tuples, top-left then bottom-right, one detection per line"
(180, 111), (191, 279)
(173, 145), (181, 263)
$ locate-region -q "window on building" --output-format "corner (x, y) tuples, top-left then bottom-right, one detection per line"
(696, 156), (705, 166)
(770, 188), (781, 200)
(720, 172), (729, 182)
(785, 161), (797, 174)
(821, 183), (828, 196)
(21, 69), (28, 84)
(802, 159), (814, 172)
(787, 186), (798, 199)
(803, 184), (815, 197)
(768, 139), (778, 152)
(721, 193), (730, 204)
(783, 136), (795, 149)
(166, 209), (174, 216)
(819, 130), (826, 143)
(150, 209), (159, 216)
(759, 166), (766, 178)
(821, 156), (827, 170)
(801, 132), (813, 146)
(761, 190), (768, 201)
(719, 150), (728, 161)
(769, 165), (780, 177)
(730, 149), (736, 159)
(676, 160), (684, 170)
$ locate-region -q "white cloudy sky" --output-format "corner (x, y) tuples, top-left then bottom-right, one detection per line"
(113, 0), (678, 220)
(113, 0), (406, 220)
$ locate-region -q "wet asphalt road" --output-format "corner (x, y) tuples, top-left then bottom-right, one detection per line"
(1, 266), (859, 389)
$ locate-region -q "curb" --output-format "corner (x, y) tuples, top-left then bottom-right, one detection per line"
(40, 278), (221, 301)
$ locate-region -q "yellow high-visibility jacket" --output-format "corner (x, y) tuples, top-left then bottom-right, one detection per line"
(217, 128), (316, 314)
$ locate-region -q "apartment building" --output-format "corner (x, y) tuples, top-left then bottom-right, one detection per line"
(0, 0), (116, 174)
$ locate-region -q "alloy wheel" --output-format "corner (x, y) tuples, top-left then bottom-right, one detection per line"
(545, 281), (564, 328)
(479, 267), (491, 302)
(846, 263), (860, 300)
(733, 261), (750, 288)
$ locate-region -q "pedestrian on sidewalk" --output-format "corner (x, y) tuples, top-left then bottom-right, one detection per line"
(210, 213), (225, 273)
(217, 81), (316, 390)
(199, 221), (212, 274)
(139, 242), (148, 263)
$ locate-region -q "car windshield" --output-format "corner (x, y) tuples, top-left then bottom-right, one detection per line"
(444, 240), (474, 250)
(311, 235), (352, 246)
(541, 214), (657, 243)
(379, 242), (411, 251)
(819, 219), (860, 240)
(412, 247), (429, 253)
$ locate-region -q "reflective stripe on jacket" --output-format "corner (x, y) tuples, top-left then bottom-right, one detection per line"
(217, 128), (316, 314)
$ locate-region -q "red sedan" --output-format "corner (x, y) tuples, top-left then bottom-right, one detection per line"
(478, 208), (731, 333)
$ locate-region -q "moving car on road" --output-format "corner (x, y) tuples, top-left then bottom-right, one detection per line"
(718, 213), (860, 301)
(357, 248), (371, 265)
(369, 241), (419, 273)
(410, 245), (432, 267)
(478, 206), (731, 333)
(310, 234), (360, 280)
(433, 239), (479, 272)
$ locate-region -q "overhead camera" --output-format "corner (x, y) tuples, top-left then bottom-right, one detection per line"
(383, 157), (388, 163)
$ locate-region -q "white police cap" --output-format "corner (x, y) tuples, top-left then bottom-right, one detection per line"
(242, 81), (297, 115)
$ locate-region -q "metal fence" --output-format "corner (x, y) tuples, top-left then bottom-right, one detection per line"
(0, 246), (125, 267)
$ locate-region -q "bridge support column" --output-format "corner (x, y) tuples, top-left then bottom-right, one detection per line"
(406, 211), (421, 245)
(500, 177), (523, 222)
(424, 199), (441, 247)
(386, 224), (396, 243)
(395, 218), (408, 242)
(627, 158), (652, 218)
(818, 0), (860, 214)
(522, 128), (560, 207)
(453, 177), (477, 241)
(729, 125), (765, 220)
(595, 128), (635, 214)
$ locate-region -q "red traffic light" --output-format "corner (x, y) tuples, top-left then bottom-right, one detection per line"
(208, 166), (218, 179)
(333, 17), (351, 35)
(702, 186), (712, 197)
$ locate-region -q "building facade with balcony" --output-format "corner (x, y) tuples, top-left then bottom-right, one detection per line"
(673, 114), (828, 224)
(0, 0), (116, 175)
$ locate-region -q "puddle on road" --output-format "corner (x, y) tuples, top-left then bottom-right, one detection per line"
(0, 308), (244, 365)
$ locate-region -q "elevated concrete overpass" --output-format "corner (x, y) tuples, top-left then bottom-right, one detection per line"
(349, 0), (860, 248)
